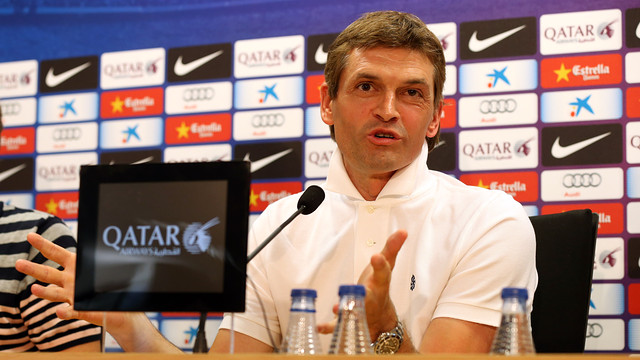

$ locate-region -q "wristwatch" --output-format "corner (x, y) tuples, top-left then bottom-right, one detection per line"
(372, 321), (405, 354)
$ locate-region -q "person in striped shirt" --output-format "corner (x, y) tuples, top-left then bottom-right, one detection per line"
(0, 107), (102, 352)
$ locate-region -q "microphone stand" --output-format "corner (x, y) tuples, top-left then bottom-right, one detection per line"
(247, 205), (306, 262)
(193, 312), (208, 353)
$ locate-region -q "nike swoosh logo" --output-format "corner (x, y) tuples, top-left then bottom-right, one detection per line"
(0, 164), (26, 182)
(314, 44), (328, 65)
(174, 50), (223, 76)
(243, 149), (293, 173)
(550, 132), (611, 159)
(636, 22), (640, 39)
(468, 25), (526, 52)
(108, 156), (154, 165)
(45, 62), (91, 88)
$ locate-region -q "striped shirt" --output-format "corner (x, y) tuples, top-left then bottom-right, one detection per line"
(0, 203), (101, 352)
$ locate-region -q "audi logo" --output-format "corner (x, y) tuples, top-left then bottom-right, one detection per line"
(183, 87), (214, 101)
(562, 173), (602, 188)
(586, 322), (603, 338)
(0, 102), (21, 116)
(631, 135), (640, 150)
(251, 113), (285, 127)
(52, 127), (82, 141)
(479, 99), (517, 114)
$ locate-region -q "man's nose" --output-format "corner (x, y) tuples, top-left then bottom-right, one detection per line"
(375, 91), (400, 122)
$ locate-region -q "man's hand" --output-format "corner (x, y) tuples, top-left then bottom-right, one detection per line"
(357, 229), (407, 340)
(14, 233), (94, 322)
(317, 230), (408, 341)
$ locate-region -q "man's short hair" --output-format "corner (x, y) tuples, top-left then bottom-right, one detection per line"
(324, 11), (446, 151)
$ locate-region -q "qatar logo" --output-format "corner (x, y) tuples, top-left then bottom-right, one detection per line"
(102, 217), (219, 256)
(183, 217), (220, 254)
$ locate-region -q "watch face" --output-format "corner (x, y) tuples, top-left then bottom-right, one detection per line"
(374, 335), (401, 354)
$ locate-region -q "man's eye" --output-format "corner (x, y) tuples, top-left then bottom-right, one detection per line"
(358, 83), (372, 91)
(407, 89), (421, 97)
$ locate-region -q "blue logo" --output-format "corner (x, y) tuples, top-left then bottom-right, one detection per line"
(122, 124), (141, 143)
(59, 99), (77, 118)
(569, 95), (594, 117)
(487, 66), (510, 88)
(259, 83), (278, 103)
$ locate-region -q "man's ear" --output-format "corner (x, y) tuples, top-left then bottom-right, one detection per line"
(319, 82), (334, 126)
(426, 100), (443, 137)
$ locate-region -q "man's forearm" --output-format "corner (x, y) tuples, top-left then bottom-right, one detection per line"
(108, 312), (183, 353)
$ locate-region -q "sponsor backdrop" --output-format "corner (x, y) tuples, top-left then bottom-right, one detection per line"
(0, 0), (638, 353)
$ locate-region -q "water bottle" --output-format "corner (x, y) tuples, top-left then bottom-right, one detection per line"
(328, 284), (373, 354)
(490, 287), (536, 355)
(280, 288), (322, 354)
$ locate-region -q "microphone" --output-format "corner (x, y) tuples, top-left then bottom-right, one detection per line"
(247, 185), (325, 262)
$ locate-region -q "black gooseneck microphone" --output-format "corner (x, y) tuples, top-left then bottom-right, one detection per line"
(247, 185), (325, 263)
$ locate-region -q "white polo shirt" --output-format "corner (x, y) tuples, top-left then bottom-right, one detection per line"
(221, 142), (537, 352)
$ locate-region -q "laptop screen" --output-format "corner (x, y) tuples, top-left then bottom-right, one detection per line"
(74, 161), (250, 312)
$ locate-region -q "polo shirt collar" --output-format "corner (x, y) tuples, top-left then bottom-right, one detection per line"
(325, 141), (430, 201)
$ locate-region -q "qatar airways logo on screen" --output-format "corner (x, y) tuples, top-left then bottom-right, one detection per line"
(234, 35), (304, 78)
(0, 60), (37, 99)
(101, 217), (220, 256)
(540, 9), (622, 55)
(100, 48), (165, 90)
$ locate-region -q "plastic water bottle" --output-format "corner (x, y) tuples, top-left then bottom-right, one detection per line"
(328, 284), (373, 354)
(280, 288), (322, 354)
(490, 287), (536, 355)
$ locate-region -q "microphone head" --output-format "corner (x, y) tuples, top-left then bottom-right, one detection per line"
(297, 185), (325, 215)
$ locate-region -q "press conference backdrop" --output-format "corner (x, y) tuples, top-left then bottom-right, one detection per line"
(0, 0), (638, 353)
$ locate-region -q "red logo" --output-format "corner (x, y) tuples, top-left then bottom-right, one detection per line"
(35, 192), (79, 219)
(440, 98), (456, 129)
(100, 87), (164, 118)
(305, 75), (324, 104)
(627, 87), (640, 118)
(459, 171), (538, 203)
(165, 114), (231, 144)
(250, 182), (302, 212)
(0, 127), (34, 155)
(541, 54), (622, 88)
(630, 284), (640, 315)
(541, 203), (623, 235)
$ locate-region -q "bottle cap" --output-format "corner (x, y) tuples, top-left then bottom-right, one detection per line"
(338, 284), (366, 296)
(291, 288), (317, 298)
(501, 287), (528, 300)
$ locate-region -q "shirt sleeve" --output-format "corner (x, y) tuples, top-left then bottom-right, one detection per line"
(19, 215), (102, 351)
(432, 192), (538, 327)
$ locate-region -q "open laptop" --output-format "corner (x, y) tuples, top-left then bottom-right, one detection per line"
(74, 161), (250, 312)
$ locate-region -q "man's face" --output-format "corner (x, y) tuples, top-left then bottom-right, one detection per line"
(320, 47), (441, 180)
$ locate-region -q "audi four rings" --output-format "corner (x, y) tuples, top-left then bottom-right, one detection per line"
(0, 103), (22, 116)
(182, 87), (214, 101)
(52, 127), (82, 141)
(251, 113), (285, 127)
(562, 173), (602, 188)
(479, 99), (517, 114)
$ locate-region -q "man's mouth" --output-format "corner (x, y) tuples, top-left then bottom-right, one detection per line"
(374, 133), (395, 139)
